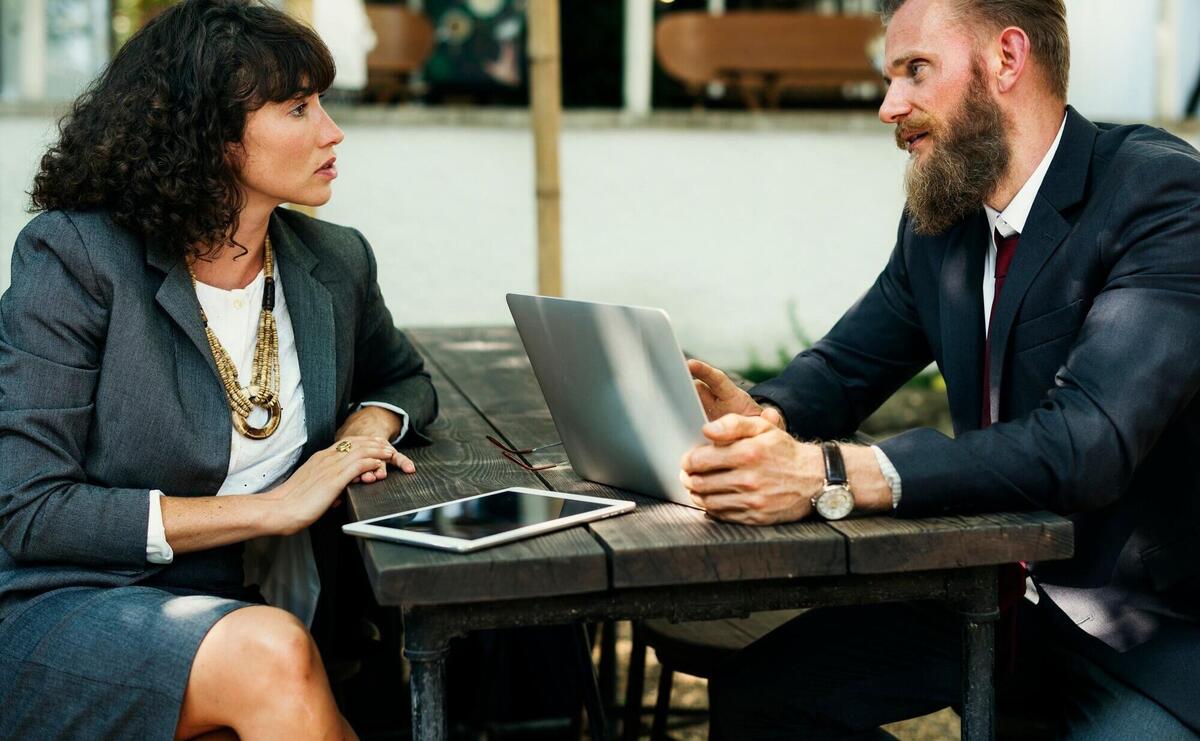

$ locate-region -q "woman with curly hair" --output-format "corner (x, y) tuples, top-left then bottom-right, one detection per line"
(0, 1), (437, 738)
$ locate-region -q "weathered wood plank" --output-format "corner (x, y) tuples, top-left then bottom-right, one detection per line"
(411, 326), (849, 588)
(407, 326), (563, 470)
(593, 500), (848, 587)
(830, 511), (1074, 574)
(345, 350), (609, 607)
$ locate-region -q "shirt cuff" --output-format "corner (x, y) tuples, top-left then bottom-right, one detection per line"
(870, 445), (903, 510)
(146, 490), (174, 565)
(356, 402), (410, 444)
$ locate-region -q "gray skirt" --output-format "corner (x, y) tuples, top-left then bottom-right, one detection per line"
(0, 585), (254, 740)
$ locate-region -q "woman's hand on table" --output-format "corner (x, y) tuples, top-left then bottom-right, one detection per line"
(265, 436), (407, 535)
(335, 405), (416, 484)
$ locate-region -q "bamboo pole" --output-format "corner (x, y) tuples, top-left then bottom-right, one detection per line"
(18, 0), (47, 101)
(528, 0), (563, 297)
(623, 0), (653, 116)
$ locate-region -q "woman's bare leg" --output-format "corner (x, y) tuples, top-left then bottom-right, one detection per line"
(175, 605), (357, 741)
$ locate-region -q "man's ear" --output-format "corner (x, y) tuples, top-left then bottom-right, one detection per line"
(995, 26), (1031, 94)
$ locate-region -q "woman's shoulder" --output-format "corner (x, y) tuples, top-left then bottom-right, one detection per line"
(21, 208), (131, 239)
(272, 207), (375, 275)
(7, 210), (151, 311)
(273, 207), (366, 247)
(17, 209), (145, 279)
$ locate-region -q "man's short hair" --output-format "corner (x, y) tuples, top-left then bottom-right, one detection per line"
(880, 0), (1069, 101)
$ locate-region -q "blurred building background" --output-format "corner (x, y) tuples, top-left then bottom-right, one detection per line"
(1, 0), (1198, 371)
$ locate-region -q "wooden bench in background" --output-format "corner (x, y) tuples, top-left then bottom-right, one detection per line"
(364, 4), (435, 103)
(655, 11), (885, 110)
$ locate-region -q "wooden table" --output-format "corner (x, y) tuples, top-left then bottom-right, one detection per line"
(346, 326), (1074, 741)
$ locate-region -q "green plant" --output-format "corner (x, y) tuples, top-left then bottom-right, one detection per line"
(737, 300), (946, 392)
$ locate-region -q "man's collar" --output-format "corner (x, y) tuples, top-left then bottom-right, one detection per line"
(984, 111), (1068, 238)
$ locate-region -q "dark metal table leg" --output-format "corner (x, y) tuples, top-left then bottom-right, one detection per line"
(577, 623), (611, 741)
(651, 666), (674, 740)
(622, 624), (648, 741)
(404, 614), (451, 741)
(956, 568), (1000, 741)
(599, 620), (619, 715)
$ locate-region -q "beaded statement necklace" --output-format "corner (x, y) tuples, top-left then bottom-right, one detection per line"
(187, 237), (281, 440)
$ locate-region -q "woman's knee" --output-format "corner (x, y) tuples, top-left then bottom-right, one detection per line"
(183, 606), (343, 738)
(193, 606), (324, 705)
(220, 606), (324, 696)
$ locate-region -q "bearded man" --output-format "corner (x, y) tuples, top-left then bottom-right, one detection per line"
(682, 0), (1200, 737)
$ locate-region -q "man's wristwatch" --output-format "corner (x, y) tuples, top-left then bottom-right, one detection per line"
(812, 442), (855, 520)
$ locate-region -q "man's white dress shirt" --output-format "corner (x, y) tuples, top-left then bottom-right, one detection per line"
(983, 115), (1068, 334)
(144, 267), (407, 626)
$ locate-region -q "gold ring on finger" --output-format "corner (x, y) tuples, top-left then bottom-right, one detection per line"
(336, 440), (353, 453)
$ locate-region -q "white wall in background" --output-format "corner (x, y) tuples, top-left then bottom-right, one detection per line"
(1065, 0), (1159, 121)
(556, 128), (906, 368)
(296, 125), (910, 369)
(0, 119), (906, 368)
(4, 117), (1199, 369)
(0, 116), (55, 291)
(1169, 0), (1200, 118)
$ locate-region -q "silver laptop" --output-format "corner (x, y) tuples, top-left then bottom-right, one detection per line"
(506, 293), (708, 506)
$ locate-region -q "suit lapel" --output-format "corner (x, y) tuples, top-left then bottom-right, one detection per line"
(146, 238), (231, 480)
(939, 211), (988, 433)
(146, 240), (220, 381)
(270, 212), (337, 454)
(985, 107), (1097, 423)
(984, 200), (1071, 421)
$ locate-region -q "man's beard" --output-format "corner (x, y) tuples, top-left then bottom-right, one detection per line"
(898, 69), (1011, 236)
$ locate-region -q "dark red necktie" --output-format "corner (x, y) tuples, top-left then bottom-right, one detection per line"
(981, 228), (1021, 428)
(983, 228), (1026, 672)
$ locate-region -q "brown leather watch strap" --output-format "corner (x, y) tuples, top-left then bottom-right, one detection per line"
(822, 442), (848, 486)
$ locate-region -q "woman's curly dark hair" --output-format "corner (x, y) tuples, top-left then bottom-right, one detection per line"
(29, 0), (335, 259)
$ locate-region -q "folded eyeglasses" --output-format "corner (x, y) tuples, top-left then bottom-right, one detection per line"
(486, 434), (567, 471)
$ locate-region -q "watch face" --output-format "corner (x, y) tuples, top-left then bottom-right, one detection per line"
(815, 485), (854, 520)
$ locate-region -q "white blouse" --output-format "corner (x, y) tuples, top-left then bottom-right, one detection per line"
(141, 265), (410, 627)
(144, 267), (319, 624)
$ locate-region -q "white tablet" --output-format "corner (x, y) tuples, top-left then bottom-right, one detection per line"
(342, 487), (636, 553)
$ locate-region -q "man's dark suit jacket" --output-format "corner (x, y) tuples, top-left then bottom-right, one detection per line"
(752, 106), (1200, 728)
(0, 207), (438, 620)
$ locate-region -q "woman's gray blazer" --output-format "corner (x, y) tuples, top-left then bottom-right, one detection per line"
(0, 207), (438, 618)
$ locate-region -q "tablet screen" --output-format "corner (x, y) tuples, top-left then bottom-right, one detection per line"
(368, 490), (613, 541)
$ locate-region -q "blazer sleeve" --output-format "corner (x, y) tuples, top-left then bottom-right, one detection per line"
(347, 229), (438, 444)
(879, 160), (1200, 517)
(0, 212), (150, 566)
(750, 214), (934, 440)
